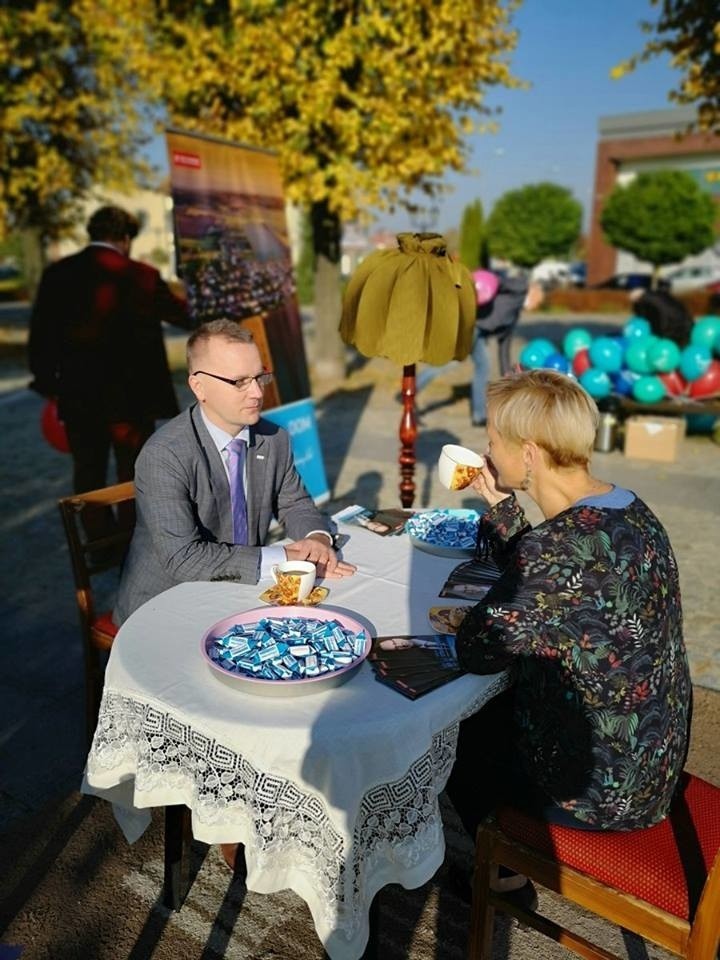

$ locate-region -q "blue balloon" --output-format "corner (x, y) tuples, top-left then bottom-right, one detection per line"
(648, 338), (681, 373)
(562, 328), (593, 359)
(543, 351), (571, 373)
(612, 369), (640, 396)
(589, 336), (624, 373)
(579, 368), (612, 399)
(690, 316), (720, 351)
(625, 338), (656, 374)
(679, 344), (712, 382)
(613, 335), (630, 353)
(624, 317), (651, 340)
(520, 338), (556, 369)
(632, 375), (666, 404)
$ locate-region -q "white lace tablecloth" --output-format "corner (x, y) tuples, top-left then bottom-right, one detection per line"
(83, 522), (509, 960)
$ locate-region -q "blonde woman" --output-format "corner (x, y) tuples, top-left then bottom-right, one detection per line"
(446, 370), (691, 904)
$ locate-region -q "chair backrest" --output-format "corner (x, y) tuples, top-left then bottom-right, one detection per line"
(57, 481), (136, 631)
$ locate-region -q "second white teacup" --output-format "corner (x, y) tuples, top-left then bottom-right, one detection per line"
(270, 559), (316, 603)
(438, 444), (486, 491)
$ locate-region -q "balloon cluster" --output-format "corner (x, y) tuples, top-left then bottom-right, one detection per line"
(519, 315), (720, 403)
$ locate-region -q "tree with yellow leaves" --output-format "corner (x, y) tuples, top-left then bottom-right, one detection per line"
(613, 1), (720, 133)
(146, 0), (522, 377)
(0, 1), (151, 286)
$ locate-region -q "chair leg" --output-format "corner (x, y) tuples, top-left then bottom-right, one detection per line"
(163, 805), (193, 910)
(468, 828), (497, 960)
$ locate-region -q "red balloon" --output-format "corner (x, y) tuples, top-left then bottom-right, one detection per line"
(659, 370), (688, 397)
(41, 398), (71, 453)
(572, 348), (591, 376)
(688, 360), (720, 399)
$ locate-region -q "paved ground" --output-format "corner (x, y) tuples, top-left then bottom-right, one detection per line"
(0, 303), (718, 959)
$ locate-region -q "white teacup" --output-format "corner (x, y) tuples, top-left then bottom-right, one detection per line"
(438, 444), (486, 491)
(270, 559), (316, 604)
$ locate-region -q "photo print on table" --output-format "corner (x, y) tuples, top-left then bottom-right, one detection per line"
(439, 556), (502, 600)
(336, 504), (413, 536)
(368, 634), (465, 700)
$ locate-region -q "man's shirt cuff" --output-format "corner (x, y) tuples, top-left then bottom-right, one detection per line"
(259, 544), (286, 580)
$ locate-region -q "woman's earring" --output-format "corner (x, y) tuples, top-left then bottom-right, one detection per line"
(521, 463), (532, 490)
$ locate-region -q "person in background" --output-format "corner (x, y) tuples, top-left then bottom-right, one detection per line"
(28, 205), (194, 500)
(445, 369), (691, 907)
(413, 271), (543, 425)
(629, 284), (693, 346)
(115, 320), (356, 625)
(470, 274), (544, 426)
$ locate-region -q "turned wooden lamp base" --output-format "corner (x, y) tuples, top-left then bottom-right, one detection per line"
(398, 364), (417, 508)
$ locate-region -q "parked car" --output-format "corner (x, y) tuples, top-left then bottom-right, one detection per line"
(590, 272), (652, 291)
(662, 264), (720, 293)
(568, 262), (586, 287)
(531, 260), (572, 289)
(0, 265), (24, 300)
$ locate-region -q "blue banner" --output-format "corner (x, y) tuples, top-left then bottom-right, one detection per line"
(263, 398), (330, 504)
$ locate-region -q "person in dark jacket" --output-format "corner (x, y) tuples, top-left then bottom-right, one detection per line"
(29, 205), (195, 497)
(630, 286), (693, 346)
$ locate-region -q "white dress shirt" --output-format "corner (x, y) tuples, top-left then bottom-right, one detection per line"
(200, 409), (330, 580)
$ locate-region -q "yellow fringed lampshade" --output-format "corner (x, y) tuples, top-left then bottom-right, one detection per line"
(339, 232), (476, 365)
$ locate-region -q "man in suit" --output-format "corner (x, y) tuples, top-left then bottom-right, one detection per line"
(115, 319), (356, 624)
(28, 204), (194, 495)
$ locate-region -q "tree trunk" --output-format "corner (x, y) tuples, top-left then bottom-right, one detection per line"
(310, 200), (345, 381)
(20, 227), (46, 301)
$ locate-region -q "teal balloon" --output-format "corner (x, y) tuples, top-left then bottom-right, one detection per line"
(624, 317), (651, 340)
(690, 316), (720, 350)
(625, 338), (656, 374)
(563, 328), (593, 359)
(579, 368), (611, 399)
(679, 344), (712, 382)
(520, 338), (556, 369)
(632, 375), (666, 404)
(648, 338), (681, 373)
(589, 336), (623, 373)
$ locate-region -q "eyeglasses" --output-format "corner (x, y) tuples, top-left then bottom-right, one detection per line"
(193, 370), (274, 391)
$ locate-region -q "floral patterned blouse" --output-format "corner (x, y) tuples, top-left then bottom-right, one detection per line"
(456, 489), (691, 830)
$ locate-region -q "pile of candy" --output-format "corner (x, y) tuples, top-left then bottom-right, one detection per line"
(406, 509), (479, 550)
(208, 616), (367, 681)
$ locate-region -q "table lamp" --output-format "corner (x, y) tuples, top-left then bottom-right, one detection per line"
(340, 232), (476, 507)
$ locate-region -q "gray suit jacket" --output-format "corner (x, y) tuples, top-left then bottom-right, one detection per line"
(115, 404), (330, 624)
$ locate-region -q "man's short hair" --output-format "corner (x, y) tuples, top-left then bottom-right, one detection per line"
(87, 206), (140, 242)
(186, 319), (255, 370)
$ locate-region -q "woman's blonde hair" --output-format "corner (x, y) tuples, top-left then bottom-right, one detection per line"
(486, 369), (598, 468)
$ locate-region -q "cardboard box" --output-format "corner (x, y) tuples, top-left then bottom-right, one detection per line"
(624, 415), (686, 463)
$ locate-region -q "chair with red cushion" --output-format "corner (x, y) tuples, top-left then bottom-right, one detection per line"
(468, 772), (720, 960)
(58, 481), (135, 745)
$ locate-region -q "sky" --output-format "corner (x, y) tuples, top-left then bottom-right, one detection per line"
(376, 0), (685, 235)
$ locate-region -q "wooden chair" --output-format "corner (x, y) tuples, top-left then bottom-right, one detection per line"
(58, 481), (135, 745)
(468, 772), (720, 960)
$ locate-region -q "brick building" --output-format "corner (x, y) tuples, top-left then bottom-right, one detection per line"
(587, 107), (720, 285)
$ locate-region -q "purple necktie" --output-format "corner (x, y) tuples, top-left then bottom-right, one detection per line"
(226, 437), (248, 545)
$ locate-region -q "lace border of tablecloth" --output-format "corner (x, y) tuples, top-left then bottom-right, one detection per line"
(88, 673), (509, 939)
